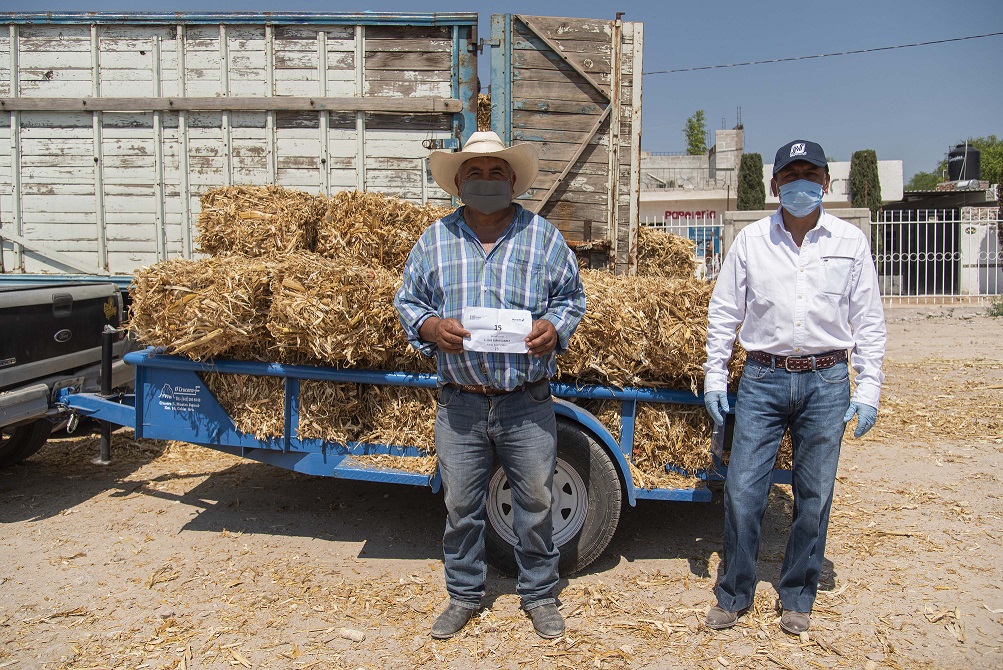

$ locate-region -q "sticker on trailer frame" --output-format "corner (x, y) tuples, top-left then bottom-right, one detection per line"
(158, 383), (204, 412)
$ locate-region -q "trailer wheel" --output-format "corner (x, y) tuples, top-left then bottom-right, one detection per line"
(485, 417), (622, 576)
(0, 419), (52, 467)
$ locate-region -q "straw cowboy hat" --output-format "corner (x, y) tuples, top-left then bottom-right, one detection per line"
(429, 131), (540, 198)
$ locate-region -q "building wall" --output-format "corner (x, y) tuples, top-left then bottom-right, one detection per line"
(763, 160), (905, 207)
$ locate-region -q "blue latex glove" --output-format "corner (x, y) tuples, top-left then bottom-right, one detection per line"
(843, 402), (878, 438)
(704, 391), (730, 427)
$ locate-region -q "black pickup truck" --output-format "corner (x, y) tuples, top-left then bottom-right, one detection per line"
(0, 282), (132, 466)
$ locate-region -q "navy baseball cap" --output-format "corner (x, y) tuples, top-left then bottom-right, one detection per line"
(773, 140), (827, 175)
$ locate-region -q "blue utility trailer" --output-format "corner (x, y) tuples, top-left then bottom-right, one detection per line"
(59, 349), (786, 574)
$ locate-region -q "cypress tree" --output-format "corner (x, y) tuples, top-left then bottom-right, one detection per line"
(736, 153), (766, 210)
(849, 149), (882, 214)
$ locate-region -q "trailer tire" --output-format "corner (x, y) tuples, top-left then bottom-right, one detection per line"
(0, 419), (52, 467)
(485, 417), (622, 576)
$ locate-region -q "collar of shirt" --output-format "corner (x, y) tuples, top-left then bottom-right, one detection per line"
(770, 206), (834, 242)
(447, 203), (527, 253)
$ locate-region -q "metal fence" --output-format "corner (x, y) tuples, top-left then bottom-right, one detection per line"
(871, 208), (1002, 303)
(641, 214), (723, 280)
(643, 208), (1002, 304)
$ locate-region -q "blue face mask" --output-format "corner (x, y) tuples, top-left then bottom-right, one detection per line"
(778, 179), (824, 218)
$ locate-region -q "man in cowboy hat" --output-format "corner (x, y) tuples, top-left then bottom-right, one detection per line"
(394, 131), (586, 640)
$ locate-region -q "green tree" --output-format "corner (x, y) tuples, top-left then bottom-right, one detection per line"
(736, 152), (766, 210)
(849, 149), (882, 214)
(683, 110), (707, 156)
(906, 170), (942, 191)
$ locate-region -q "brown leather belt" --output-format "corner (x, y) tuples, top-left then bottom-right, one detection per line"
(449, 379), (549, 396)
(746, 349), (848, 372)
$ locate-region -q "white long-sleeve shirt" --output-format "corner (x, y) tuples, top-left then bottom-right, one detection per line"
(704, 208), (886, 408)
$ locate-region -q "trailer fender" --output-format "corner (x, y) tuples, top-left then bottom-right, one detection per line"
(553, 398), (637, 506)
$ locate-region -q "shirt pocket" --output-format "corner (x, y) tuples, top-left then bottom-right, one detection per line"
(504, 259), (548, 314)
(819, 256), (854, 296)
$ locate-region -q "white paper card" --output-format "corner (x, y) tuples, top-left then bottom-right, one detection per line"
(461, 306), (533, 354)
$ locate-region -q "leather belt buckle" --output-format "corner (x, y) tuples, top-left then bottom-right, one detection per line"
(784, 356), (802, 372)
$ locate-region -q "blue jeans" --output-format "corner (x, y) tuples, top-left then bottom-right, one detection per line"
(434, 382), (559, 611)
(716, 358), (850, 614)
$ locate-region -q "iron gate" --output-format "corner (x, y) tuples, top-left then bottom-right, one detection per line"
(871, 208), (1002, 303)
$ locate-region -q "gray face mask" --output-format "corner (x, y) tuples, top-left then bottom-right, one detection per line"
(460, 179), (512, 215)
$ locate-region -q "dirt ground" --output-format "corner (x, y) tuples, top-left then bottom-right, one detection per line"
(2, 303), (1002, 670)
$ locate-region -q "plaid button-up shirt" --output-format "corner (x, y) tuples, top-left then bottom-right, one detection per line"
(394, 204), (586, 390)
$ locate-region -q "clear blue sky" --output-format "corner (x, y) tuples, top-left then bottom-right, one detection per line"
(5, 0), (1002, 181)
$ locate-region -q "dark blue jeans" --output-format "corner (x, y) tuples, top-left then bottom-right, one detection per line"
(434, 382), (559, 611)
(716, 358), (851, 614)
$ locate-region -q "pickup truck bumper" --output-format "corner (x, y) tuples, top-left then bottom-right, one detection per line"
(0, 358), (131, 430)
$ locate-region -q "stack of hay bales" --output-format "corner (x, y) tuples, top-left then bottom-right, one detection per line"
(129, 185), (771, 484)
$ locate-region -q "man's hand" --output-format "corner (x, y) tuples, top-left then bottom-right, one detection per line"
(843, 402), (878, 438)
(421, 317), (469, 355)
(525, 319), (559, 357)
(704, 391), (730, 427)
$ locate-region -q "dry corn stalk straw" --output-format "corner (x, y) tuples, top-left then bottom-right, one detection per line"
(636, 226), (699, 279)
(477, 93), (491, 131)
(580, 399), (709, 489)
(128, 255), (275, 360)
(201, 372), (285, 438)
(357, 386), (437, 453)
(315, 190), (454, 273)
(297, 380), (366, 444)
(559, 270), (722, 392)
(581, 399), (790, 489)
(351, 385), (439, 476)
(267, 252), (432, 371)
(196, 185), (327, 256)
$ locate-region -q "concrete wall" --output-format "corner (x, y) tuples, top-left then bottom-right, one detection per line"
(763, 160), (905, 207)
(721, 208), (873, 255)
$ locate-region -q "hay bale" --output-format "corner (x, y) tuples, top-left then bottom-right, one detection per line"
(196, 185), (327, 256)
(128, 255), (275, 360)
(298, 380), (366, 444)
(315, 190), (454, 273)
(580, 399), (712, 488)
(267, 252), (432, 372)
(357, 386), (437, 452)
(637, 226), (698, 279)
(581, 398), (790, 489)
(560, 271), (745, 392)
(559, 271), (714, 392)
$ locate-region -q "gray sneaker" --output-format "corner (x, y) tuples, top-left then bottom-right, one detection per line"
(704, 605), (743, 630)
(528, 603), (565, 638)
(430, 603), (475, 639)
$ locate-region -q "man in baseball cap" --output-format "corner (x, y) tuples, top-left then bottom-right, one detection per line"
(701, 139), (886, 635)
(395, 131), (586, 641)
(772, 139), (828, 176)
